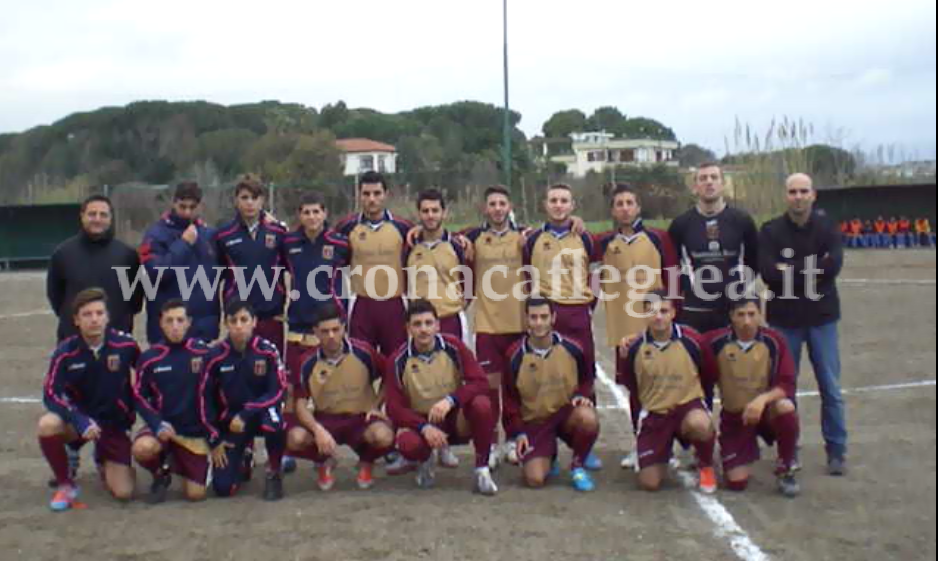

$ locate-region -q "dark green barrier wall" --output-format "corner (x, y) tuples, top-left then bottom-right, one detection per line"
(816, 184), (936, 223)
(0, 204), (81, 268)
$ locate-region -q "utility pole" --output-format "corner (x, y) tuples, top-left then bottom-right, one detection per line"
(502, 0), (512, 192)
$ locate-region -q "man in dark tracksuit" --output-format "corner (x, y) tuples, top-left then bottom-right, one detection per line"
(132, 299), (216, 503)
(138, 182), (221, 344)
(47, 195), (144, 341)
(207, 300), (288, 501)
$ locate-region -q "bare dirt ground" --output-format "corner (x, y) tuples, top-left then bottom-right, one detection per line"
(0, 250), (934, 561)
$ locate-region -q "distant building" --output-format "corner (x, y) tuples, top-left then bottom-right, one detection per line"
(335, 138), (398, 176)
(548, 131), (680, 178)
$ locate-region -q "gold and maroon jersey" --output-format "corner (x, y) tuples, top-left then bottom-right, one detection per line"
(336, 211), (413, 300)
(523, 224), (596, 306)
(404, 231), (467, 319)
(299, 338), (382, 416)
(463, 224), (526, 335)
(704, 327), (796, 415)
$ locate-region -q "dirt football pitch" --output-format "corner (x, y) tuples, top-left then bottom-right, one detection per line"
(0, 250), (934, 561)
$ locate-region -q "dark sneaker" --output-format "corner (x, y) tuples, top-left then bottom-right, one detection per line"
(147, 472), (172, 505)
(827, 456), (848, 477)
(242, 448), (255, 482)
(777, 473), (801, 498)
(282, 456), (298, 475)
(263, 473), (284, 502)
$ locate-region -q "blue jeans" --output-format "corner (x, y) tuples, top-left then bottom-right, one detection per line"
(776, 322), (848, 459)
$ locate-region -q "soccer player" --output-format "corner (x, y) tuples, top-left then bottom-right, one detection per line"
(617, 293), (718, 494)
(405, 189), (468, 340)
(385, 299), (499, 496)
(138, 182), (221, 344)
(215, 174), (289, 355)
(668, 163), (760, 333)
(38, 288), (141, 511)
(462, 186), (528, 465)
(759, 173), (848, 476)
(132, 299), (215, 503)
(287, 304), (395, 491)
(504, 299), (600, 492)
(705, 299), (801, 497)
(207, 300), (288, 501)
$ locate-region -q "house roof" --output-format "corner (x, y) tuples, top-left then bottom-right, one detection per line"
(335, 138), (397, 153)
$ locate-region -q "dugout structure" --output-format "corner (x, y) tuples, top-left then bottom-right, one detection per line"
(816, 183), (937, 222)
(0, 204), (81, 270)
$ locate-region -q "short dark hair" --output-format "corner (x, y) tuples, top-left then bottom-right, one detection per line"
(545, 183), (574, 199)
(297, 192), (327, 213)
(313, 303), (347, 327)
(405, 299), (438, 322)
(609, 183), (641, 207)
(81, 195), (113, 215)
(484, 186), (511, 202)
(359, 171), (389, 192)
(417, 189), (446, 211)
(173, 181), (203, 203)
(525, 298), (554, 314)
(695, 163), (724, 179)
(643, 289), (678, 310)
(729, 297), (762, 314)
(160, 299), (189, 319)
(224, 299), (255, 319)
(234, 174), (265, 198)
(72, 288), (108, 317)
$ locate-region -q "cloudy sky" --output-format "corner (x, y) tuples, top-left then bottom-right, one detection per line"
(1, 0), (935, 159)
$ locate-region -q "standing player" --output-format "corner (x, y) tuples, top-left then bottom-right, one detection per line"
(132, 300), (215, 503)
(38, 288), (140, 511)
(385, 299), (499, 496)
(215, 174), (289, 355)
(705, 299), (801, 497)
(504, 299), (600, 492)
(138, 182), (221, 344)
(206, 300), (288, 501)
(618, 294), (718, 493)
(287, 304), (395, 491)
(668, 163), (760, 333)
(524, 183), (602, 470)
(336, 171), (413, 357)
(595, 184), (678, 468)
(405, 189), (469, 340)
(462, 186), (527, 465)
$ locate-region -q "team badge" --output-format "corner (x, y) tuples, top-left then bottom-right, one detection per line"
(107, 355), (121, 372)
(644, 349), (654, 360)
(359, 232), (368, 241)
(265, 233), (277, 249)
(706, 220), (720, 241)
(411, 364), (420, 373)
(318, 369), (330, 383)
(727, 352), (738, 362)
(485, 237), (493, 245)
(613, 246), (622, 255)
(191, 357), (204, 374)
(543, 242), (552, 251)
(323, 245), (335, 260)
(254, 360), (268, 376)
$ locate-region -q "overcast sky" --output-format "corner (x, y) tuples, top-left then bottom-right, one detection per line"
(1, 0), (935, 160)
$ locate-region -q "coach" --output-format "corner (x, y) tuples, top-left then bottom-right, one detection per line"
(758, 173), (848, 476)
(47, 195), (144, 341)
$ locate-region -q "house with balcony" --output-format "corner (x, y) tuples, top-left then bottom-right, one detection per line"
(548, 131), (680, 178)
(335, 138), (398, 176)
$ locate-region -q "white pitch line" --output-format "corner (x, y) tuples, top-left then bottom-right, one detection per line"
(0, 397), (42, 404)
(0, 310), (53, 320)
(841, 279), (936, 286)
(595, 364), (770, 561)
(797, 379), (936, 398)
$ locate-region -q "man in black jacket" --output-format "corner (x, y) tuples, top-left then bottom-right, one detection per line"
(759, 173), (848, 476)
(46, 195), (144, 342)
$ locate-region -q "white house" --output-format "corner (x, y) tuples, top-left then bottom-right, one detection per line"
(336, 138), (398, 176)
(550, 132), (680, 178)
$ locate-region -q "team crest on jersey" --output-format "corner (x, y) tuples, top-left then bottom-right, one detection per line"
(191, 357), (204, 374)
(644, 349), (654, 360)
(485, 237), (493, 245)
(107, 355), (121, 372)
(265, 233), (277, 249)
(323, 245), (335, 260)
(613, 246), (622, 255)
(727, 352), (738, 362)
(543, 242), (552, 251)
(359, 231), (368, 241)
(317, 369), (330, 383)
(254, 360), (268, 376)
(706, 220), (720, 240)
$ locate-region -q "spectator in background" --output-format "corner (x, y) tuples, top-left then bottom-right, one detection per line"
(847, 218), (863, 249)
(47, 195), (144, 341)
(916, 218), (934, 248)
(898, 217), (913, 248)
(839, 220), (851, 246)
(874, 216), (889, 249)
(861, 220), (876, 249)
(887, 217), (900, 249)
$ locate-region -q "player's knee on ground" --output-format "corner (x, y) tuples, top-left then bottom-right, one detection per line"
(132, 436), (161, 461)
(37, 413), (65, 438)
(184, 482), (208, 502)
(287, 427), (312, 452)
(725, 467), (750, 492)
(683, 411), (714, 442)
(771, 399), (797, 417)
(569, 406), (600, 433)
(365, 423), (395, 451)
(638, 468), (664, 492)
(106, 466), (136, 502)
(523, 459), (551, 489)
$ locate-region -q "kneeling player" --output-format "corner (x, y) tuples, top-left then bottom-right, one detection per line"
(38, 289), (141, 511)
(504, 299), (600, 492)
(386, 299), (499, 496)
(287, 304), (395, 491)
(706, 299), (801, 497)
(618, 293), (718, 494)
(132, 300), (214, 503)
(207, 300), (288, 501)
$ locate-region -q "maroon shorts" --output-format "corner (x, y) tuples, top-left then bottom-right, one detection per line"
(519, 406), (578, 463)
(286, 340), (319, 390)
(553, 303), (595, 372)
(255, 318), (286, 357)
(439, 314), (466, 341)
(476, 333), (524, 376)
(402, 410), (472, 447)
(291, 413), (391, 462)
(82, 426), (132, 467)
(636, 400), (709, 470)
(719, 411), (776, 473)
(350, 297), (407, 355)
(134, 429), (210, 485)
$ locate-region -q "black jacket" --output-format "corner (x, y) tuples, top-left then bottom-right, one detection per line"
(759, 211), (843, 329)
(47, 230), (144, 341)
